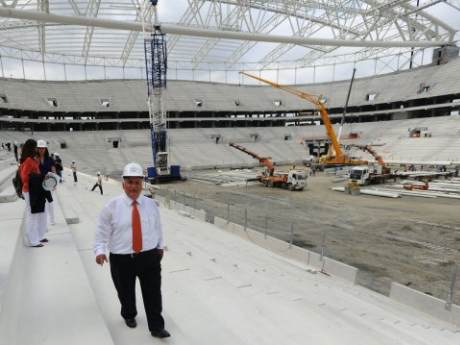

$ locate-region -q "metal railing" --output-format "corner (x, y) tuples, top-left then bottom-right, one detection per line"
(154, 186), (459, 307)
(0, 46), (439, 84)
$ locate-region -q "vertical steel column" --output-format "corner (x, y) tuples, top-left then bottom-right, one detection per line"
(445, 264), (458, 311)
(320, 231), (327, 261)
(244, 208), (248, 231)
(0, 55), (4, 78)
(264, 216), (268, 239)
(227, 202), (230, 223)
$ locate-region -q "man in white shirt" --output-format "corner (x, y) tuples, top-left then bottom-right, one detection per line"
(94, 162), (170, 339)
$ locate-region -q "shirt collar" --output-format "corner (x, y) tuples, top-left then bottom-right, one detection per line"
(123, 193), (143, 206)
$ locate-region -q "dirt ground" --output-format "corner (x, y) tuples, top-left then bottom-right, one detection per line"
(157, 171), (460, 304)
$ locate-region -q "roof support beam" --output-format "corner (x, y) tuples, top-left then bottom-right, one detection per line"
(120, 5), (153, 66)
(0, 8), (451, 48)
(37, 0), (49, 61)
(81, 0), (101, 65)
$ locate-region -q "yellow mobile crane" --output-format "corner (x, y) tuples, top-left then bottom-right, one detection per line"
(240, 72), (367, 166)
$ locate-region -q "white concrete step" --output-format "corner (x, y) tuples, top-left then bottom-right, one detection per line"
(0, 186), (114, 345)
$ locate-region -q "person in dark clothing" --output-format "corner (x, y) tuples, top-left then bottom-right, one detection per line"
(37, 140), (56, 227)
(54, 153), (63, 182)
(13, 142), (18, 162)
(71, 161), (78, 183)
(29, 174), (47, 214)
(91, 172), (103, 195)
(20, 139), (47, 247)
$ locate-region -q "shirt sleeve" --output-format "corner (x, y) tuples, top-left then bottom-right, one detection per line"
(94, 203), (113, 256)
(154, 206), (164, 249)
(20, 159), (32, 186)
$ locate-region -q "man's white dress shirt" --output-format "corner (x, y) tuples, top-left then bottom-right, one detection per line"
(94, 194), (164, 256)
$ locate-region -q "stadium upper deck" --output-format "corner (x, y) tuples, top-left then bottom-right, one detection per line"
(0, 54), (459, 131)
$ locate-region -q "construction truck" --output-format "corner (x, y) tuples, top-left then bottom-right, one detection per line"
(348, 165), (391, 185)
(229, 143), (306, 191)
(260, 169), (307, 191)
(348, 145), (392, 185)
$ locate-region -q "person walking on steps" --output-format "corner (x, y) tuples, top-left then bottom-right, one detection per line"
(37, 139), (56, 228)
(20, 139), (48, 247)
(54, 153), (63, 183)
(91, 172), (103, 195)
(13, 142), (18, 162)
(71, 160), (78, 184)
(94, 162), (170, 339)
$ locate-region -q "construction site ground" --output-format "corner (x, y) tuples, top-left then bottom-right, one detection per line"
(156, 169), (460, 305)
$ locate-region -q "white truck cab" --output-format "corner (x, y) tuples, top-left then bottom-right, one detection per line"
(287, 170), (307, 190)
(156, 152), (170, 176)
(349, 166), (370, 185)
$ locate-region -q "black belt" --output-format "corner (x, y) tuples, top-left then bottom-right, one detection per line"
(110, 248), (161, 258)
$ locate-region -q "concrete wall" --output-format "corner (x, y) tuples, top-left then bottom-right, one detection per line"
(161, 197), (460, 326)
(390, 282), (460, 326)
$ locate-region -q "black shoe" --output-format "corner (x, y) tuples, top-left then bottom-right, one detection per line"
(40, 238), (49, 243)
(124, 318), (137, 328)
(31, 244), (44, 248)
(151, 329), (170, 338)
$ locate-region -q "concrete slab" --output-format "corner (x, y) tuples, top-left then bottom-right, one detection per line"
(0, 199), (24, 312)
(0, 185), (18, 203)
(0, 185), (114, 345)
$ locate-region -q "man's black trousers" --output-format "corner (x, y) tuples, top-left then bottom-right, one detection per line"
(109, 249), (165, 332)
(91, 183), (103, 195)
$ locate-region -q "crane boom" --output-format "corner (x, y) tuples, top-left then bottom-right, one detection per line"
(240, 71), (345, 162)
(351, 144), (390, 173)
(229, 142), (274, 174)
(361, 145), (385, 167)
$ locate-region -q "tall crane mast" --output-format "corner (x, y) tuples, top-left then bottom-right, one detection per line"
(143, 0), (169, 177)
(240, 72), (366, 166)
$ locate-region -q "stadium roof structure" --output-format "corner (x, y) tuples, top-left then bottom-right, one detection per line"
(0, 0), (459, 75)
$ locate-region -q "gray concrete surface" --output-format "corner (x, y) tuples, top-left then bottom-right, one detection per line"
(157, 172), (460, 306)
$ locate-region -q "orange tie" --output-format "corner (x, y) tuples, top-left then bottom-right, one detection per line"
(132, 201), (143, 253)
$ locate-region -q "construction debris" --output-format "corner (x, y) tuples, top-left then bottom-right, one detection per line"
(335, 172), (460, 200)
(332, 186), (400, 198)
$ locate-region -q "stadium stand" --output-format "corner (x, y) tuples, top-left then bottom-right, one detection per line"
(1, 115), (460, 174)
(0, 57), (458, 124)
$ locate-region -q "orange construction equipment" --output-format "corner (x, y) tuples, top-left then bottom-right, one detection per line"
(229, 142), (274, 175)
(352, 144), (391, 174)
(402, 181), (429, 191)
(239, 72), (366, 166)
(229, 142), (306, 191)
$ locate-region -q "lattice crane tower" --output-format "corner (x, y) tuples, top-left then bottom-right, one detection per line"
(143, 0), (169, 177)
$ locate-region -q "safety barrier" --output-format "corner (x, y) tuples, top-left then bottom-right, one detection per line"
(390, 282), (460, 327)
(160, 196), (460, 325)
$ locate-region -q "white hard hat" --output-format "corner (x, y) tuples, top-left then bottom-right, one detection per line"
(122, 162), (144, 178)
(42, 173), (59, 191)
(37, 139), (47, 148)
(97, 171), (101, 175)
(54, 152), (59, 156)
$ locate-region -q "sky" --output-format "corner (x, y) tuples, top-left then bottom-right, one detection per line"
(0, 0), (458, 83)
